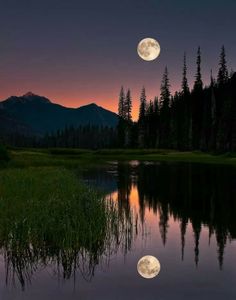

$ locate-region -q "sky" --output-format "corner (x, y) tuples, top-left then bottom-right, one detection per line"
(0, 0), (236, 120)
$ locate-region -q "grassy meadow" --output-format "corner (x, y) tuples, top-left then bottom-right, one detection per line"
(2, 147), (236, 168)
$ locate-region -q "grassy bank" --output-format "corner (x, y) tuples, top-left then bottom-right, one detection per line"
(4, 148), (236, 168)
(0, 167), (125, 287)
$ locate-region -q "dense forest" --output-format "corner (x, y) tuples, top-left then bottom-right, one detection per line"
(118, 46), (236, 152)
(1, 125), (117, 149)
(1, 46), (236, 152)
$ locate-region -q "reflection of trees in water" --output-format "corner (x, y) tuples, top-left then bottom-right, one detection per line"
(116, 163), (148, 250)
(115, 162), (236, 269)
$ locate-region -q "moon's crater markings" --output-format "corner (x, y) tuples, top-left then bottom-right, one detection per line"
(137, 38), (161, 61)
(137, 255), (161, 279)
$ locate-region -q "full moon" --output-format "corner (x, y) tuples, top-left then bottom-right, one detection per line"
(137, 38), (161, 61)
(137, 255), (161, 279)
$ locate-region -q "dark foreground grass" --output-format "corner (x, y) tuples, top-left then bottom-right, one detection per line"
(5, 148), (236, 168)
(0, 167), (108, 248)
(0, 167), (131, 288)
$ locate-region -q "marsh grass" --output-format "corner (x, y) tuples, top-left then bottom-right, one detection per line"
(0, 167), (134, 289)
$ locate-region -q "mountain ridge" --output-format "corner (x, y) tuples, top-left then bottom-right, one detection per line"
(0, 93), (118, 136)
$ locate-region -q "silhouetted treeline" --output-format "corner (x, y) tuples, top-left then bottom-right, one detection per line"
(0, 125), (117, 149)
(0, 133), (40, 148)
(118, 46), (236, 152)
(43, 125), (117, 149)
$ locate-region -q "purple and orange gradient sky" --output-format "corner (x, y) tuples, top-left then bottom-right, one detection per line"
(1, 0), (236, 120)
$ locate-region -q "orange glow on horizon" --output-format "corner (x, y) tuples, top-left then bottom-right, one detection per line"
(0, 82), (179, 121)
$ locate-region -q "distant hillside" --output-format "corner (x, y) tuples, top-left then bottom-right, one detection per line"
(0, 92), (118, 135)
(0, 107), (32, 136)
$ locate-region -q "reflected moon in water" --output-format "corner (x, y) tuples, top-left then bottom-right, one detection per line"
(137, 255), (161, 279)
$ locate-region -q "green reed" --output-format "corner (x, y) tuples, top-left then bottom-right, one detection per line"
(0, 167), (134, 289)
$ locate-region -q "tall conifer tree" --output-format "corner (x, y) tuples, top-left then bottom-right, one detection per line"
(118, 86), (125, 119)
(138, 87), (147, 123)
(125, 89), (132, 122)
(217, 46), (228, 86)
(192, 47), (203, 149)
(159, 67), (171, 148)
(182, 53), (190, 95)
(193, 47), (203, 91)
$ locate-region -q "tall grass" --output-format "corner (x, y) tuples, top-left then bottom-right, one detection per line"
(0, 167), (134, 289)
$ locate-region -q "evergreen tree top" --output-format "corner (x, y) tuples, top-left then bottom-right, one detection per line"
(217, 45), (229, 86)
(118, 86), (125, 119)
(160, 67), (171, 105)
(193, 47), (203, 91)
(181, 53), (190, 95)
(138, 87), (147, 122)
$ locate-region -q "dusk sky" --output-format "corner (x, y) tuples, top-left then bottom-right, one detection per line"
(1, 0), (236, 119)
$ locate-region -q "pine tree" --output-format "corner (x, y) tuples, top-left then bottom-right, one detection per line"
(153, 96), (159, 116)
(193, 47), (203, 91)
(124, 89), (133, 147)
(181, 53), (191, 149)
(125, 89), (132, 122)
(159, 67), (171, 148)
(170, 92), (179, 149)
(217, 46), (228, 86)
(181, 53), (190, 95)
(215, 47), (229, 151)
(210, 71), (217, 150)
(192, 47), (203, 149)
(138, 87), (147, 123)
(118, 86), (126, 146)
(138, 87), (147, 147)
(160, 67), (171, 107)
(153, 96), (160, 147)
(118, 86), (125, 119)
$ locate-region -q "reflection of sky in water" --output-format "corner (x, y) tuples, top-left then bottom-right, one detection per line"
(1, 162), (236, 299)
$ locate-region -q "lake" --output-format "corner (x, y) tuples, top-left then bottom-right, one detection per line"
(1, 161), (236, 300)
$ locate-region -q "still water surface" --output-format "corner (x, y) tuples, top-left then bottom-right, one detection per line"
(1, 161), (236, 300)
